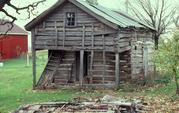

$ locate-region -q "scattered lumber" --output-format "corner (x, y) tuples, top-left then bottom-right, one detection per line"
(13, 95), (146, 113)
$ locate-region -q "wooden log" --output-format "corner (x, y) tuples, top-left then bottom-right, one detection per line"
(80, 50), (84, 86)
(34, 45), (115, 52)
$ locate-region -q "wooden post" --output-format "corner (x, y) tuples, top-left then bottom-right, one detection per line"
(90, 24), (94, 83)
(32, 49), (36, 88)
(63, 17), (66, 47)
(31, 30), (36, 88)
(115, 53), (120, 88)
(102, 34), (106, 84)
(80, 50), (84, 86)
(79, 25), (85, 86)
(143, 44), (148, 79)
(26, 52), (30, 67)
(82, 25), (85, 47)
(55, 21), (58, 47)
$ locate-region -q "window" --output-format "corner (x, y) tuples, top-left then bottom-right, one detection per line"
(66, 12), (75, 27)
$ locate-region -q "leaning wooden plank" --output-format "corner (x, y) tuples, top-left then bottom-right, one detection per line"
(31, 29), (37, 88)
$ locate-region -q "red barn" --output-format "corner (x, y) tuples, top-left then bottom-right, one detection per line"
(0, 21), (28, 60)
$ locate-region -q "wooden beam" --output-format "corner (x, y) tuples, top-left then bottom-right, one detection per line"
(55, 21), (58, 47)
(82, 25), (85, 47)
(115, 53), (120, 88)
(143, 45), (148, 79)
(91, 24), (94, 48)
(63, 16), (66, 47)
(79, 50), (84, 86)
(79, 26), (85, 85)
(43, 21), (46, 29)
(90, 24), (94, 83)
(102, 35), (106, 84)
(31, 29), (36, 88)
(35, 46), (115, 51)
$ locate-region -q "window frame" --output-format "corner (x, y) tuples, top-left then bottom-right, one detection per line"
(65, 12), (76, 27)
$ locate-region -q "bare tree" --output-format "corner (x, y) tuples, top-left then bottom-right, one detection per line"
(128, 0), (177, 48)
(0, 0), (46, 33)
(174, 16), (179, 29)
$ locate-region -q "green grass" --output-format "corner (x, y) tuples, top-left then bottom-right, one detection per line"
(0, 52), (100, 113)
(0, 51), (178, 113)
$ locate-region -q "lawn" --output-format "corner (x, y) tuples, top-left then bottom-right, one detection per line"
(0, 51), (178, 113)
(0, 51), (100, 113)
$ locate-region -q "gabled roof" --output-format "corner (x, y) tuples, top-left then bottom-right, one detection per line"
(0, 20), (27, 35)
(25, 0), (155, 31)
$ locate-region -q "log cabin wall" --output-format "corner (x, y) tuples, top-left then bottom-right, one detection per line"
(33, 1), (117, 51)
(131, 29), (154, 80)
(116, 29), (132, 82)
(85, 52), (116, 85)
(115, 30), (132, 53)
(115, 29), (154, 82)
(120, 51), (131, 82)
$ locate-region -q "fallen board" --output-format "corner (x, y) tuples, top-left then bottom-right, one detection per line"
(13, 96), (145, 113)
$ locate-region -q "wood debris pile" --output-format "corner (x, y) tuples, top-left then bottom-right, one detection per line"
(13, 95), (146, 113)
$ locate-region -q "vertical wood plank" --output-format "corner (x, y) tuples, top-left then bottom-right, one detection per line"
(31, 29), (36, 88)
(82, 25), (85, 47)
(115, 53), (120, 88)
(80, 25), (85, 85)
(55, 21), (58, 47)
(73, 56), (77, 82)
(102, 34), (106, 84)
(90, 24), (94, 83)
(91, 24), (94, 48)
(80, 50), (84, 86)
(143, 44), (148, 79)
(43, 21), (46, 29)
(63, 16), (66, 47)
(34, 27), (38, 36)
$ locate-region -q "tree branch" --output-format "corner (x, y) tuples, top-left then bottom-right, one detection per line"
(174, 16), (179, 29)
(0, 0), (46, 34)
(0, 9), (16, 35)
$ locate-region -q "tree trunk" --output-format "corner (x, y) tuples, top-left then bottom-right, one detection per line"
(173, 68), (179, 94)
(154, 34), (159, 50)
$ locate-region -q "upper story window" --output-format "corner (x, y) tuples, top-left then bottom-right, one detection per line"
(66, 12), (75, 27)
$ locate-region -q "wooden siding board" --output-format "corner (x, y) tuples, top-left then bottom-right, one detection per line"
(33, 2), (117, 51)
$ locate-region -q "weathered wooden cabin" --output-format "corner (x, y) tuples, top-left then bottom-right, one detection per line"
(25, 0), (155, 89)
